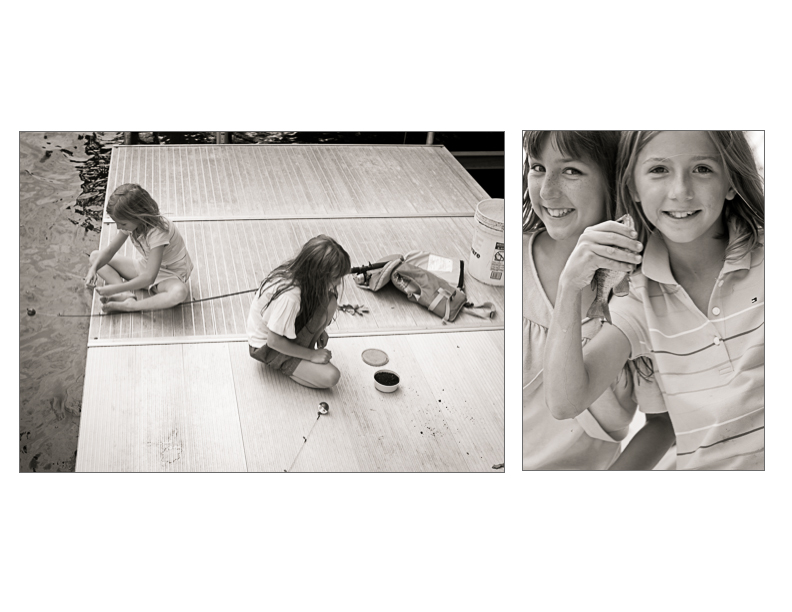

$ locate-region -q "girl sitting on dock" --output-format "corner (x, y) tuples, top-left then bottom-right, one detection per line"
(523, 131), (665, 470)
(85, 183), (193, 313)
(544, 131), (764, 470)
(247, 234), (351, 389)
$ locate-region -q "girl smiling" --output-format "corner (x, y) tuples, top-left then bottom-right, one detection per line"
(523, 131), (664, 470)
(544, 131), (764, 470)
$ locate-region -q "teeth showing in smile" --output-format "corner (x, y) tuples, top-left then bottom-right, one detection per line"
(664, 211), (698, 219)
(545, 208), (574, 218)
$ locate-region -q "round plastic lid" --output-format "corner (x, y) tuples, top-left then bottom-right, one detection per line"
(361, 348), (389, 367)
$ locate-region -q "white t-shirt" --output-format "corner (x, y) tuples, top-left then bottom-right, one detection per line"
(125, 219), (191, 270)
(246, 281), (302, 349)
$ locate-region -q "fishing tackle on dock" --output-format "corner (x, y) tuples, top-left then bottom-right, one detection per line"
(354, 250), (495, 323)
(338, 304), (369, 316)
(284, 405), (329, 472)
(44, 287), (259, 318)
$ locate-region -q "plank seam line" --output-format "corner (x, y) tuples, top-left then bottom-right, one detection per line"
(102, 212), (476, 223)
(113, 144), (447, 149)
(223, 342), (250, 473)
(87, 326), (504, 347)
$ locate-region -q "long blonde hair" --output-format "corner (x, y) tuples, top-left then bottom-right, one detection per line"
(616, 131), (764, 262)
(106, 183), (169, 244)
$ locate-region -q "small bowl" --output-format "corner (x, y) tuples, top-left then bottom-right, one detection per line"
(374, 369), (400, 393)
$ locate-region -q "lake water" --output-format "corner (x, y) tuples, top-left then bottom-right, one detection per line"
(18, 131), (504, 472)
(19, 131), (120, 472)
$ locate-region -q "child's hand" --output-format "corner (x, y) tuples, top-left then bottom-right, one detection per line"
(560, 220), (643, 293)
(311, 348), (332, 364)
(96, 285), (112, 297)
(84, 269), (98, 289)
(317, 331), (329, 349)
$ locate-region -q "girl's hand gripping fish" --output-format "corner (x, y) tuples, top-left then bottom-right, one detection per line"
(586, 214), (635, 324)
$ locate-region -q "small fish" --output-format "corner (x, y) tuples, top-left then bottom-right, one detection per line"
(586, 214), (635, 324)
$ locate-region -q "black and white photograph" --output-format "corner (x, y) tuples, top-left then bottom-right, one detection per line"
(19, 131), (505, 472)
(10, 4), (786, 611)
(523, 130), (764, 470)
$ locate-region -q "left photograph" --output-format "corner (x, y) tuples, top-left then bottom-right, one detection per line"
(19, 131), (505, 472)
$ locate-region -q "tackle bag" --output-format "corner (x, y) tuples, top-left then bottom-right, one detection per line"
(354, 250), (495, 323)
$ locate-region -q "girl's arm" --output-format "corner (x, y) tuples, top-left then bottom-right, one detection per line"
(544, 220), (643, 420)
(608, 412), (675, 470)
(546, 293), (633, 420)
(85, 231), (128, 286)
(97, 245), (165, 296)
(266, 328), (332, 364)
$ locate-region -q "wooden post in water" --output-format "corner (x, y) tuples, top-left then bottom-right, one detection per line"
(124, 132), (139, 145)
(426, 132), (435, 145)
(215, 132), (231, 144)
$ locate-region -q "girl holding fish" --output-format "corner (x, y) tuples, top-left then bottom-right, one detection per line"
(85, 183), (193, 313)
(247, 234), (351, 389)
(522, 131), (665, 470)
(545, 131), (764, 470)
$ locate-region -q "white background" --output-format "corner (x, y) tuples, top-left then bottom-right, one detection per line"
(6, 2), (787, 610)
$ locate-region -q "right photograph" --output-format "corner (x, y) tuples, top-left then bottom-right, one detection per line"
(522, 130), (765, 471)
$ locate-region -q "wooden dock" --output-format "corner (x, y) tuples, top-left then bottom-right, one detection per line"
(76, 144), (504, 472)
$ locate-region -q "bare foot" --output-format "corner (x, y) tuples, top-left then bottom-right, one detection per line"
(100, 291), (136, 304)
(102, 298), (138, 313)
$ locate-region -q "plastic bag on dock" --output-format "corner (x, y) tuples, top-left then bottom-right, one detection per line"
(353, 250), (494, 323)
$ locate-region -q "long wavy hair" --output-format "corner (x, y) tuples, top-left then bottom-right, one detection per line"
(106, 183), (169, 245)
(616, 131), (764, 262)
(523, 131), (622, 232)
(258, 234), (351, 330)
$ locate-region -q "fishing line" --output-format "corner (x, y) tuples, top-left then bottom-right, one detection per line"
(32, 259), (375, 318)
(29, 287), (259, 318)
(284, 404), (329, 472)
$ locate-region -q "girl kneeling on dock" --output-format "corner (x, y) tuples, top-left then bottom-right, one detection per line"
(84, 183), (193, 313)
(247, 235), (351, 389)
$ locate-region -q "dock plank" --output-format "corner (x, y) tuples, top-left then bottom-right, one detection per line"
(229, 342), (345, 472)
(76, 346), (138, 471)
(77, 344), (247, 472)
(291, 334), (475, 472)
(410, 331), (505, 471)
(180, 343), (247, 471)
(104, 144), (489, 220)
(230, 331), (503, 472)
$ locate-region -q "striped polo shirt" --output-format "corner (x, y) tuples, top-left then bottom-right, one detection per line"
(610, 229), (764, 470)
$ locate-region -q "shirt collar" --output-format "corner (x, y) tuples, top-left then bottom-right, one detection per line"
(640, 232), (676, 285)
(720, 222), (761, 274)
(721, 251), (754, 274)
